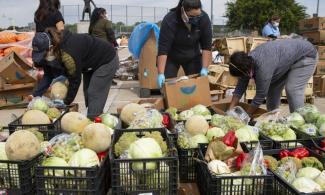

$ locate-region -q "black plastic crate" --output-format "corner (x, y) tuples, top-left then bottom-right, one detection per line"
(8, 110), (67, 141)
(196, 144), (274, 195)
(0, 154), (42, 194)
(311, 137), (325, 157)
(291, 127), (324, 140)
(259, 133), (314, 149)
(35, 153), (110, 195)
(110, 128), (178, 195)
(177, 147), (198, 183)
(240, 135), (274, 152)
(263, 148), (325, 195)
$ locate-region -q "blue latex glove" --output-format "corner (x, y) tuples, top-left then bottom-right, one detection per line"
(53, 99), (66, 109)
(157, 74), (165, 88)
(200, 67), (208, 76)
(51, 75), (67, 86)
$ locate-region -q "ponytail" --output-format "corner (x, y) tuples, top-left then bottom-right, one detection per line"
(45, 27), (63, 60)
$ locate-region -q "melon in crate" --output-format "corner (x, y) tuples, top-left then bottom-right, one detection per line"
(61, 112), (91, 133)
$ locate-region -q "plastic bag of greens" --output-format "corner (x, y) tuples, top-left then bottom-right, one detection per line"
(254, 109), (281, 127)
(276, 158), (298, 183)
(239, 143), (267, 176)
(226, 106), (251, 124)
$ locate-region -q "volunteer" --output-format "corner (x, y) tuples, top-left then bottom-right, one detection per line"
(89, 7), (118, 47)
(34, 0), (64, 32)
(30, 0), (65, 100)
(262, 15), (281, 38)
(156, 0), (212, 88)
(32, 28), (119, 119)
(228, 39), (317, 115)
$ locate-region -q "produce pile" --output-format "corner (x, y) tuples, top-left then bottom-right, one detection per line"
(166, 104), (212, 120)
(0, 31), (33, 59)
(286, 104), (325, 137)
(112, 130), (170, 191)
(266, 148), (325, 193)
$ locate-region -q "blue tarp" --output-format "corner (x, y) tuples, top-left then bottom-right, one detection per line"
(128, 22), (160, 59)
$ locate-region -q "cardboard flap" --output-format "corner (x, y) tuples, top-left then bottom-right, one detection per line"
(0, 51), (36, 84)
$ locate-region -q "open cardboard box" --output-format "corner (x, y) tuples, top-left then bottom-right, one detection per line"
(210, 97), (267, 118)
(163, 75), (212, 111)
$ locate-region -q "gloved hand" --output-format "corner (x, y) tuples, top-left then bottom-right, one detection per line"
(53, 99), (66, 109)
(200, 67), (209, 76)
(51, 75), (67, 86)
(157, 74), (166, 88)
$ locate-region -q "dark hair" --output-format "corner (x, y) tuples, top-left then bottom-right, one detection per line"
(229, 51), (255, 77)
(89, 8), (106, 34)
(268, 14), (281, 23)
(35, 0), (61, 21)
(45, 27), (63, 60)
(171, 0), (202, 16)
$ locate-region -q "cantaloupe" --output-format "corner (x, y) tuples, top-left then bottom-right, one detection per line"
(22, 110), (51, 125)
(5, 130), (40, 161)
(185, 115), (209, 135)
(51, 82), (68, 100)
(61, 112), (91, 133)
(82, 123), (112, 153)
(120, 103), (146, 125)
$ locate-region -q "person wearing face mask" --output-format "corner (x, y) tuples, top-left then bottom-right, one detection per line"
(156, 0), (212, 88)
(262, 15), (281, 39)
(32, 28), (119, 120)
(228, 39), (317, 116)
(89, 7), (118, 47)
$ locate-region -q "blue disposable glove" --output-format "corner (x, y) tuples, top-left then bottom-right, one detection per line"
(200, 67), (208, 76)
(53, 99), (66, 109)
(157, 74), (165, 88)
(51, 75), (67, 86)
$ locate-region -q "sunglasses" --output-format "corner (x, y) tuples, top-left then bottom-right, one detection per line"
(228, 62), (253, 78)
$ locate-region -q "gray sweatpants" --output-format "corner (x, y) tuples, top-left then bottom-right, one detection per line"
(83, 54), (119, 119)
(266, 56), (317, 112)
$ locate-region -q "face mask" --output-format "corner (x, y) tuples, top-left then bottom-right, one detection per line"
(188, 16), (201, 26)
(105, 13), (109, 19)
(272, 22), (279, 27)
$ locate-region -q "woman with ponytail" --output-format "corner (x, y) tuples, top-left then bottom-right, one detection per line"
(156, 0), (212, 88)
(31, 28), (118, 119)
(228, 39), (318, 115)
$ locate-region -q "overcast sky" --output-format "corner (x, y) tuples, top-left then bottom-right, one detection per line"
(0, 0), (324, 28)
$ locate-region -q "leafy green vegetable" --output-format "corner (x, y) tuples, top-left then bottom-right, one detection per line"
(286, 112), (305, 129)
(235, 126), (258, 142)
(143, 131), (167, 155)
(316, 114), (325, 129)
(292, 177), (322, 193)
(299, 123), (318, 136)
(114, 132), (139, 156)
(179, 110), (194, 121)
(264, 155), (278, 171)
(190, 104), (211, 120)
(165, 107), (178, 120)
(296, 167), (321, 179)
(206, 127), (225, 141)
(301, 157), (324, 171)
(297, 104), (320, 124)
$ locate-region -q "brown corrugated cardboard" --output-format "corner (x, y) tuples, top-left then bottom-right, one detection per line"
(299, 17), (325, 32)
(313, 75), (325, 97)
(317, 46), (325, 60)
(163, 75), (212, 111)
(316, 60), (325, 75)
(301, 30), (325, 44)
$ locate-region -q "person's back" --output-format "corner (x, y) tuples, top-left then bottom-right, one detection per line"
(90, 18), (112, 42)
(34, 0), (64, 32)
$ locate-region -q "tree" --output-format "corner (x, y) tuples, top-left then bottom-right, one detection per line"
(225, 0), (308, 34)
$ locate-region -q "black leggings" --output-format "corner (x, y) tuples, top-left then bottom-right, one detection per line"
(164, 57), (202, 78)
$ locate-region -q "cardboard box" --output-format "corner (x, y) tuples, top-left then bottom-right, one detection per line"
(299, 17), (325, 32)
(163, 75), (212, 111)
(301, 30), (325, 44)
(0, 51), (36, 84)
(316, 60), (325, 75)
(318, 46), (325, 60)
(0, 82), (35, 109)
(138, 29), (159, 90)
(208, 65), (238, 88)
(246, 37), (269, 52)
(209, 98), (267, 118)
(116, 97), (165, 114)
(215, 37), (247, 56)
(313, 75), (325, 97)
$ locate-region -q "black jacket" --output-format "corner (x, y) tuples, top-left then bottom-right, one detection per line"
(158, 10), (212, 64)
(59, 30), (116, 105)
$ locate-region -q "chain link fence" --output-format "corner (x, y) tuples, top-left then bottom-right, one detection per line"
(61, 4), (168, 35)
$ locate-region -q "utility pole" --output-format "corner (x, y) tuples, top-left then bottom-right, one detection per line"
(316, 0), (320, 17)
(211, 0), (214, 33)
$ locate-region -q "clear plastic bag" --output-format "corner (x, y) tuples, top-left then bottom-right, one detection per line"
(226, 106), (251, 124)
(254, 109), (282, 127)
(276, 158), (297, 183)
(27, 96), (56, 110)
(240, 143), (267, 176)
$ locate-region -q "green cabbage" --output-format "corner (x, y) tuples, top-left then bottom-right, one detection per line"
(190, 134), (209, 148)
(128, 138), (163, 170)
(206, 127), (225, 141)
(32, 98), (49, 113)
(316, 114), (325, 129)
(235, 126), (258, 142)
(179, 110), (194, 121)
(210, 114), (224, 127)
(297, 104), (320, 124)
(128, 109), (163, 129)
(296, 167), (321, 179)
(319, 123), (325, 136)
(282, 128), (297, 140)
(286, 112), (305, 129)
(100, 113), (119, 129)
(166, 107), (178, 120)
(292, 177), (322, 193)
(0, 142), (8, 168)
(42, 157), (68, 176)
(315, 171), (325, 190)
(190, 104), (211, 120)
(299, 123), (318, 136)
(68, 148), (100, 168)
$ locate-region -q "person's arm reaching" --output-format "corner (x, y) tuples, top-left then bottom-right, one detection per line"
(64, 72), (81, 105)
(229, 77), (250, 110)
(199, 14), (212, 76)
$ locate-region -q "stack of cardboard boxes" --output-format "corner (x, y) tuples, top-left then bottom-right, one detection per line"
(299, 17), (325, 97)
